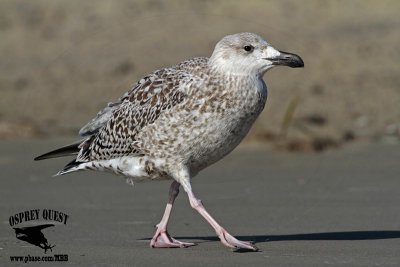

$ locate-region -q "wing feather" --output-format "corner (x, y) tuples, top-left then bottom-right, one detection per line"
(77, 66), (193, 161)
(79, 101), (121, 137)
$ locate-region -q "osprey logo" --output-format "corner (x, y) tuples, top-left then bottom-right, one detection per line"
(13, 224), (55, 253)
(9, 209), (69, 253)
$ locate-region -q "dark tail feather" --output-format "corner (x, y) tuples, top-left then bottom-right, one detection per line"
(34, 142), (81, 161)
(55, 159), (82, 176)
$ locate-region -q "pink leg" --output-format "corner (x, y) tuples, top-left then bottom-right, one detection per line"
(184, 183), (258, 252)
(150, 181), (196, 248)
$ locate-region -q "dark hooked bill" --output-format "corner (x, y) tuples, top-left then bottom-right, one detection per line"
(266, 51), (304, 68)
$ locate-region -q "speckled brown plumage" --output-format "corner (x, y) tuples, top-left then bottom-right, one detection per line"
(35, 32), (304, 251)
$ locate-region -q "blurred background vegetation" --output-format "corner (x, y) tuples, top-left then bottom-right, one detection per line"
(1, 0), (399, 151)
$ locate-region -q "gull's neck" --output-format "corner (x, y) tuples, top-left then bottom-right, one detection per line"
(208, 60), (259, 79)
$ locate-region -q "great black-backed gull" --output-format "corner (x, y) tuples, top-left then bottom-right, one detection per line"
(35, 32), (304, 251)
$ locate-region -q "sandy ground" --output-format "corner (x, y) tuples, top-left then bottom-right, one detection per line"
(1, 0), (400, 149)
(1, 139), (399, 266)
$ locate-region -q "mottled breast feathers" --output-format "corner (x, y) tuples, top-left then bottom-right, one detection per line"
(77, 57), (209, 162)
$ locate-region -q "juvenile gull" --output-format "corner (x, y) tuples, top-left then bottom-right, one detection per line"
(35, 32), (304, 251)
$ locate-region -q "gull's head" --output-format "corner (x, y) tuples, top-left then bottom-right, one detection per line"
(209, 32), (304, 76)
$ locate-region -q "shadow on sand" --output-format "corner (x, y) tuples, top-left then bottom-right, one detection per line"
(141, 230), (400, 244)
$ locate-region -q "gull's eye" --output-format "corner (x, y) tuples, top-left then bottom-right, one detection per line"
(243, 45), (254, 52)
